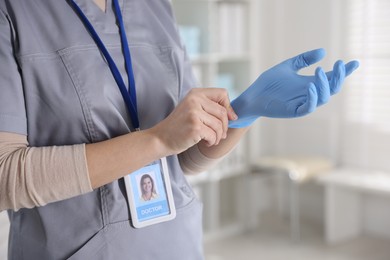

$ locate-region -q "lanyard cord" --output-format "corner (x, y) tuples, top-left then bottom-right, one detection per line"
(69, 0), (140, 130)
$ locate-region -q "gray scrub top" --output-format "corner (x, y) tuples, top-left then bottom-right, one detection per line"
(0, 0), (203, 259)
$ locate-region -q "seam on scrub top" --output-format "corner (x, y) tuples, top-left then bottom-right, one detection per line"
(16, 43), (181, 61)
(100, 185), (110, 229)
(168, 48), (181, 101)
(159, 47), (177, 78)
(8, 212), (23, 260)
(58, 51), (98, 143)
(57, 43), (179, 54)
(17, 52), (61, 62)
(58, 53), (110, 229)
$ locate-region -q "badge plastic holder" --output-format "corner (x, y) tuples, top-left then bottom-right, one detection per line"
(124, 157), (176, 228)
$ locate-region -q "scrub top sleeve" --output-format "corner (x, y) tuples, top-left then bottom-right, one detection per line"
(0, 10), (27, 135)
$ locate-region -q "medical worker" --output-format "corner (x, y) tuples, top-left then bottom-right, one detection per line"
(0, 0), (358, 259)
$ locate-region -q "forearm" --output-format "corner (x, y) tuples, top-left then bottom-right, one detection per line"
(179, 127), (250, 174)
(0, 129), (169, 211)
(197, 127), (250, 159)
(0, 88), (237, 209)
(86, 128), (169, 189)
(0, 132), (91, 211)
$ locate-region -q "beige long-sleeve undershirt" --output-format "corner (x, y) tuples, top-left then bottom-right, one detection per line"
(178, 144), (222, 175)
(0, 132), (92, 211)
(0, 132), (220, 211)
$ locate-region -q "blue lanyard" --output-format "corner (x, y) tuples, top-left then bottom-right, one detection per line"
(69, 0), (140, 130)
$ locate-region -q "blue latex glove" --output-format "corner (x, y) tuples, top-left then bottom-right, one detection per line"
(228, 48), (359, 128)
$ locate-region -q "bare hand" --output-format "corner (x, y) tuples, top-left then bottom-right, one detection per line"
(150, 88), (237, 155)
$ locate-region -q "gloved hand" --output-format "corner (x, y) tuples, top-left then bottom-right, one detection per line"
(228, 48), (359, 128)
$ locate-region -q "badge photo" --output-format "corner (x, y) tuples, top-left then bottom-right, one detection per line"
(124, 157), (176, 228)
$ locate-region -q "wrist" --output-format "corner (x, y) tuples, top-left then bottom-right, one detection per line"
(143, 127), (174, 158)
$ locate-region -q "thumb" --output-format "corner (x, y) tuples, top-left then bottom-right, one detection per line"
(203, 88), (238, 120)
(290, 48), (326, 71)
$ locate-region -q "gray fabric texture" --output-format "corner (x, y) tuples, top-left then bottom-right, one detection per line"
(0, 0), (203, 259)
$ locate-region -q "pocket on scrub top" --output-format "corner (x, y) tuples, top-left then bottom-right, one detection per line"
(67, 198), (203, 260)
(66, 227), (107, 260)
(59, 44), (180, 140)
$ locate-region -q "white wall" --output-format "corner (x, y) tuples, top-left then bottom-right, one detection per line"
(254, 0), (341, 224)
(255, 0), (342, 161)
(254, 0), (390, 239)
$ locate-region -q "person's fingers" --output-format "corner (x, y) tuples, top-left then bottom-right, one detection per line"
(199, 108), (225, 145)
(314, 67), (330, 106)
(185, 88), (231, 145)
(296, 83), (318, 116)
(199, 120), (218, 147)
(202, 88), (230, 105)
(329, 60), (346, 95)
(290, 48), (326, 71)
(226, 105), (238, 121)
(201, 100), (228, 139)
(200, 88), (238, 121)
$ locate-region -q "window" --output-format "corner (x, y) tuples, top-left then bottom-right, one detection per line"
(342, 0), (390, 170)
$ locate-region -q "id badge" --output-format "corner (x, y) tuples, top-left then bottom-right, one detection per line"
(124, 157), (176, 228)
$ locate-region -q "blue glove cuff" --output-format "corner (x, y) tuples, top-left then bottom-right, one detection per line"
(228, 119), (256, 128)
(228, 97), (258, 128)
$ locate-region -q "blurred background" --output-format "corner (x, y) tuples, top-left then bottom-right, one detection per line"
(1, 0), (390, 259)
(172, 0), (390, 259)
